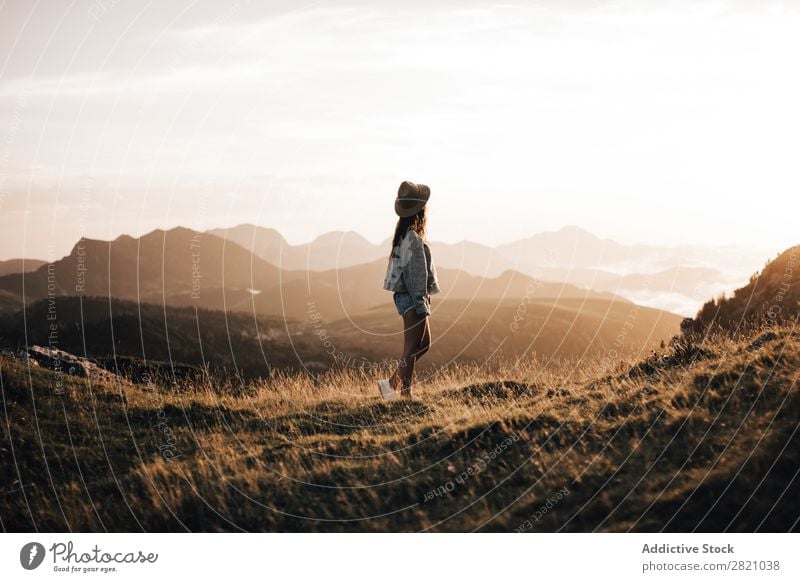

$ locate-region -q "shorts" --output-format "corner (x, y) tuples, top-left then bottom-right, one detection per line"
(393, 292), (430, 317)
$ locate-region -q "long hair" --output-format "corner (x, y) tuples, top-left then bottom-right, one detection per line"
(390, 207), (427, 256)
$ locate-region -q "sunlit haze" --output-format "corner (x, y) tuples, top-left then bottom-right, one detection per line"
(0, 0), (797, 261)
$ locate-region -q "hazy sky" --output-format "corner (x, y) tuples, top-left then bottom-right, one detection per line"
(0, 0), (798, 261)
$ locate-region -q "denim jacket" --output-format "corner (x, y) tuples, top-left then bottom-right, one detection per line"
(383, 230), (441, 315)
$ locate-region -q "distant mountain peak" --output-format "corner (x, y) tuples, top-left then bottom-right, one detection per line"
(509, 225), (603, 245)
(134, 226), (200, 243)
(311, 231), (372, 246)
(207, 224), (288, 246)
(222, 223), (284, 236)
(551, 225), (606, 242)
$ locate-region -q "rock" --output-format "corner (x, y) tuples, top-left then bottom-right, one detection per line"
(26, 345), (120, 384)
(28, 345), (89, 376)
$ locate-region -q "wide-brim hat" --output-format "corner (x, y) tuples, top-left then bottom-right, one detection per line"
(394, 180), (430, 217)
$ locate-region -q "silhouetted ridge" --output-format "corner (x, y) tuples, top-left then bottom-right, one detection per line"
(682, 245), (799, 336)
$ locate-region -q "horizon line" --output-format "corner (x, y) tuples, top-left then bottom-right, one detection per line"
(1, 222), (780, 263)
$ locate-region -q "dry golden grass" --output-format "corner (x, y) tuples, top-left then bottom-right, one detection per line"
(1, 325), (798, 532)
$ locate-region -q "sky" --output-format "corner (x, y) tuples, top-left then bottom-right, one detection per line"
(0, 0), (798, 261)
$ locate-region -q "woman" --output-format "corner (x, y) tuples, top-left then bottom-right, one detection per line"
(378, 181), (440, 400)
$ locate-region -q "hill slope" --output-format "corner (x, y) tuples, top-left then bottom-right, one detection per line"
(0, 297), (312, 379)
(328, 296), (680, 368)
(0, 292), (681, 377)
(1, 323), (797, 532)
(684, 245), (799, 336)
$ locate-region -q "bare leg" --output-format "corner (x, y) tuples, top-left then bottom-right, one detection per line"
(390, 309), (431, 397)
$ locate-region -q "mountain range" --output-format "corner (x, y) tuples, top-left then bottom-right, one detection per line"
(209, 224), (764, 316)
(0, 226), (689, 374)
(2, 225), (794, 377)
(0, 226), (625, 322)
(1, 225), (765, 317)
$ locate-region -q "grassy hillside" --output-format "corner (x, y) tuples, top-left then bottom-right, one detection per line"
(330, 296), (681, 368)
(2, 323), (797, 532)
(0, 293), (681, 380)
(0, 297), (314, 380)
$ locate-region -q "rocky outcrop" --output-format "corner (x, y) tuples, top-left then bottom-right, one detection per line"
(25, 345), (121, 384)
